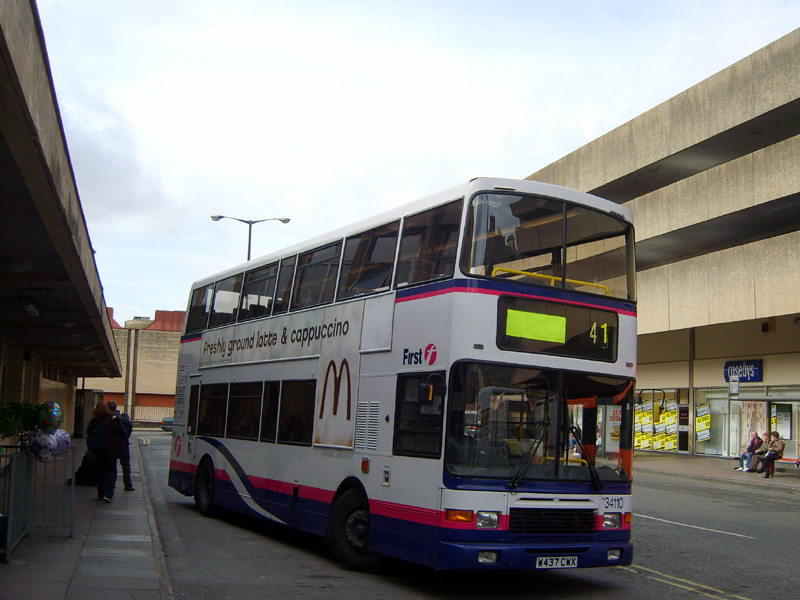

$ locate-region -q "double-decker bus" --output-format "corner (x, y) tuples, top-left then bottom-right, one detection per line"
(168, 177), (637, 571)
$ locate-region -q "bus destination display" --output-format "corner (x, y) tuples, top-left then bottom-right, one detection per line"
(497, 296), (618, 362)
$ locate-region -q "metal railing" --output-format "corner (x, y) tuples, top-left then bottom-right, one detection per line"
(0, 445), (74, 563)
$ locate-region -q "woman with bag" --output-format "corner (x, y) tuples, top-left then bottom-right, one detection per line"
(86, 402), (127, 503)
(758, 431), (785, 478)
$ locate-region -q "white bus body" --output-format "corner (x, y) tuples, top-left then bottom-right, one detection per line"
(169, 177), (636, 571)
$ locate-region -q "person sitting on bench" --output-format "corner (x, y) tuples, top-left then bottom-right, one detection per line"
(757, 431), (785, 478)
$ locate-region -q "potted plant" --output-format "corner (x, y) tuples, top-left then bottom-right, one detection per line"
(0, 401), (39, 446)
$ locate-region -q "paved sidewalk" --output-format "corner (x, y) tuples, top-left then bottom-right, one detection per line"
(2, 443), (798, 600)
(0, 432), (171, 600)
(632, 450), (800, 493)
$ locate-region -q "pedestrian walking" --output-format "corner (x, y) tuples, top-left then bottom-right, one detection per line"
(86, 401), (127, 502)
(107, 401), (135, 491)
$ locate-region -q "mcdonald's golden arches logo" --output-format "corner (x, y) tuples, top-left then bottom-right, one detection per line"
(318, 358), (352, 420)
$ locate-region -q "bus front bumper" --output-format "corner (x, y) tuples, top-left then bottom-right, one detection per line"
(435, 540), (633, 570)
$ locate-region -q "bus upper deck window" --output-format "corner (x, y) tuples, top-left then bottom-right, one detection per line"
(395, 199), (462, 288)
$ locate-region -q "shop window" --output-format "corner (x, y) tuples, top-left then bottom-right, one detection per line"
(693, 388), (729, 456)
(634, 388), (686, 453)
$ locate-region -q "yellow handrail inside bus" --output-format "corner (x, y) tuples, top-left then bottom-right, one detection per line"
(491, 267), (610, 296)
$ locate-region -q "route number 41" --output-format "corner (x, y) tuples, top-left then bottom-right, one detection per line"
(590, 321), (608, 348)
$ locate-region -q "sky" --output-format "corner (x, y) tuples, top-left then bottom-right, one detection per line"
(35, 1), (800, 323)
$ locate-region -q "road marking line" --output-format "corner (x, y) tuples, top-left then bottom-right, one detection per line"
(645, 575), (721, 599)
(630, 565), (753, 600)
(635, 514), (756, 539)
(634, 565), (724, 592)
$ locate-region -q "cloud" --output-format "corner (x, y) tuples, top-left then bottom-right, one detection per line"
(35, 0), (800, 321)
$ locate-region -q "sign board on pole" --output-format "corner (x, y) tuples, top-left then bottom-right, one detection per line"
(729, 375), (739, 397)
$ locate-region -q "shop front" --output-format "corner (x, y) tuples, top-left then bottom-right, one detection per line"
(637, 358), (800, 463)
(634, 388), (689, 453)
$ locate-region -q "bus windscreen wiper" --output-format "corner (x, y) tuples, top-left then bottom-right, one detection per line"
(569, 425), (602, 493)
(508, 419), (549, 491)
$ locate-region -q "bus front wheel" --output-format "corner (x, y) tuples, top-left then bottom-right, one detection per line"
(195, 458), (217, 517)
(327, 489), (380, 572)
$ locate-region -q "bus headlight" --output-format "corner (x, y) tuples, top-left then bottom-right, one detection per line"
(602, 513), (622, 529)
(476, 511), (500, 529)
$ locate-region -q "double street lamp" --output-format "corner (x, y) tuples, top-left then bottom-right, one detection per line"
(210, 215), (291, 261)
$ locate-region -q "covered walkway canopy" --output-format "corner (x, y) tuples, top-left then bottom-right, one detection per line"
(0, 0), (120, 406)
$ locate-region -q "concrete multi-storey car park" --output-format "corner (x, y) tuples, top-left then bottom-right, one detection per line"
(526, 28), (800, 461)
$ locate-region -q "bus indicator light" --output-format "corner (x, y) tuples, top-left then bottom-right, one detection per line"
(446, 509), (474, 523)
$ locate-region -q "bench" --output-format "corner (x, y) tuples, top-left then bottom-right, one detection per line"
(771, 456), (800, 477)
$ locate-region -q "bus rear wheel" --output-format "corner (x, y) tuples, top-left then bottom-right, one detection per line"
(195, 458), (217, 517)
(327, 489), (380, 572)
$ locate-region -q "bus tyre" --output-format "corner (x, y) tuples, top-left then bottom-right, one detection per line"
(327, 489), (380, 572)
(195, 458), (217, 517)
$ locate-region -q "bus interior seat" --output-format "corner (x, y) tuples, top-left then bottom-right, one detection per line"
(502, 438), (535, 458)
(249, 303), (267, 318)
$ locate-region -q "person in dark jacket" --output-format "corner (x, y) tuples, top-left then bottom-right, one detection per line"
(736, 431), (763, 471)
(107, 401), (134, 491)
(86, 402), (127, 503)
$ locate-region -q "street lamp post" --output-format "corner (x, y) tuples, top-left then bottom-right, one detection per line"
(210, 215), (291, 260)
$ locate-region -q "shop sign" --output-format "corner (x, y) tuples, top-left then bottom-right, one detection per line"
(723, 360), (763, 383)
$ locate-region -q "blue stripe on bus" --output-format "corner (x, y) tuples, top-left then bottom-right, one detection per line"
(178, 280), (636, 345)
(395, 278), (636, 315)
